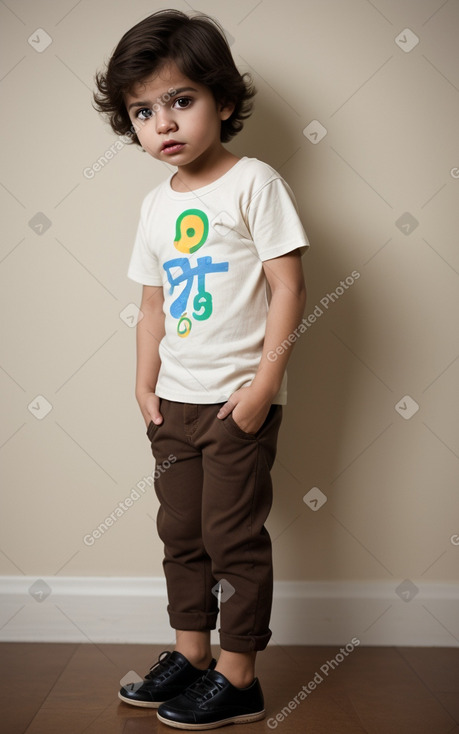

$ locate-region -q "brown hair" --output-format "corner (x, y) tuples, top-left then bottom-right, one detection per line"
(93, 9), (256, 145)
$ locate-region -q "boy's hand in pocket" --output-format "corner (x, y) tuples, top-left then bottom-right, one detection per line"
(137, 391), (163, 428)
(217, 385), (272, 434)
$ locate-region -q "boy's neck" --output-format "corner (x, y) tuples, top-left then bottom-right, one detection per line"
(170, 147), (240, 193)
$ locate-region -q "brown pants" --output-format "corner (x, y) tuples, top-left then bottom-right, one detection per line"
(147, 399), (282, 653)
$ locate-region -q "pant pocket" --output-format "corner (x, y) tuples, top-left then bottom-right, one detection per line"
(221, 412), (257, 440)
(222, 404), (282, 441)
(146, 398), (165, 442)
(146, 420), (159, 442)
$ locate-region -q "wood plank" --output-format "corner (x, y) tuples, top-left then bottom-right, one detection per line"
(0, 642), (78, 734)
(397, 646), (459, 725)
(23, 643), (126, 733)
(325, 646), (457, 733)
(397, 646), (459, 691)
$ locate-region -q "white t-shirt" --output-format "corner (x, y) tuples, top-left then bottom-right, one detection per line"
(128, 156), (309, 404)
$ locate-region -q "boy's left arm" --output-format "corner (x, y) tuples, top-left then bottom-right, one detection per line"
(217, 249), (306, 433)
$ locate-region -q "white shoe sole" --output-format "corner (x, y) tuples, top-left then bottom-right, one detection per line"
(118, 691), (164, 708)
(156, 709), (265, 729)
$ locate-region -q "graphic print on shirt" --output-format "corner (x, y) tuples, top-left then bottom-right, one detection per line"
(163, 209), (229, 338)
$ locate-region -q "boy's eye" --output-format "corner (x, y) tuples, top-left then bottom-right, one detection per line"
(136, 108), (153, 120)
(173, 97), (192, 109)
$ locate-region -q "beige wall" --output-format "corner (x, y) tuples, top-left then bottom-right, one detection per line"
(1, 0), (458, 592)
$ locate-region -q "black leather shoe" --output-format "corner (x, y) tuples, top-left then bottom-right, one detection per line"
(157, 669), (265, 729)
(118, 651), (216, 709)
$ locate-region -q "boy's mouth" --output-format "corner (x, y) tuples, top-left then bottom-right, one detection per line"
(162, 140), (185, 154)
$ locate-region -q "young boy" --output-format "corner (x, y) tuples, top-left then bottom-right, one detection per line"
(94, 9), (308, 730)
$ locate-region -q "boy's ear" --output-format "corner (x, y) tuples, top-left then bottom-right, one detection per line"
(219, 100), (235, 121)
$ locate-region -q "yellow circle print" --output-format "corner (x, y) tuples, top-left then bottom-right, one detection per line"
(174, 209), (209, 254)
(177, 313), (192, 338)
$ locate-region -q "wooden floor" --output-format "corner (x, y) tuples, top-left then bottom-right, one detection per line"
(1, 643), (458, 733)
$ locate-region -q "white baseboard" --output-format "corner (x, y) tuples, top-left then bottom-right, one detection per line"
(1, 576), (458, 646)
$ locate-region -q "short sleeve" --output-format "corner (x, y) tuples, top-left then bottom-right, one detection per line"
(127, 201), (163, 286)
(246, 176), (310, 261)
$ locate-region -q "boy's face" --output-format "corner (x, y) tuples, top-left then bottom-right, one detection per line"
(124, 62), (234, 169)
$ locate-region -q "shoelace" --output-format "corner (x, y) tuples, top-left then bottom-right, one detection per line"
(185, 673), (224, 703)
(145, 650), (180, 681)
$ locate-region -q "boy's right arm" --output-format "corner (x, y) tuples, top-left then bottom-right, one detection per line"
(135, 285), (165, 427)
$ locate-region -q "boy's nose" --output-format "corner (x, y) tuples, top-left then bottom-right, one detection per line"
(155, 109), (177, 134)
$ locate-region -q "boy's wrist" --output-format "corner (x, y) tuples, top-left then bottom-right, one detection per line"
(250, 375), (280, 402)
(135, 386), (157, 402)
